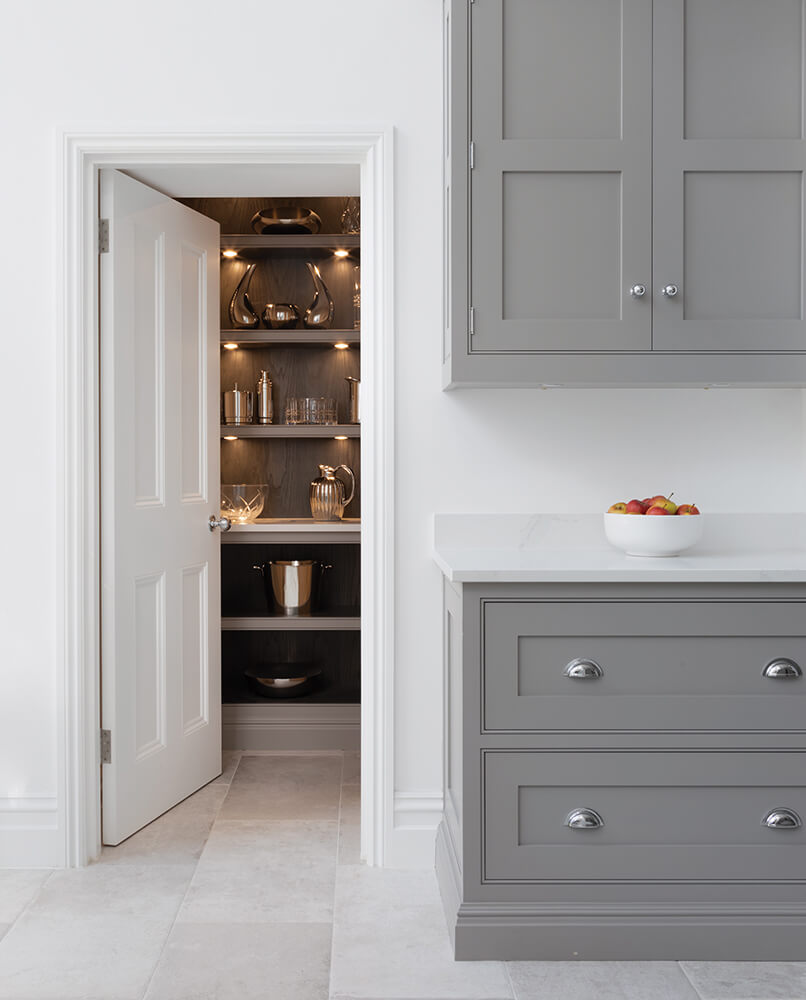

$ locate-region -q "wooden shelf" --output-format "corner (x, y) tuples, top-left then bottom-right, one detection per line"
(222, 612), (361, 631)
(221, 424), (359, 439)
(221, 330), (360, 347)
(223, 519), (360, 545)
(221, 234), (360, 258)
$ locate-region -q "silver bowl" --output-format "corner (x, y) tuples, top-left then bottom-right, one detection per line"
(250, 207), (322, 235)
(262, 302), (301, 329)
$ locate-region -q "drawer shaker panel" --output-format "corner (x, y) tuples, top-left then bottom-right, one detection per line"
(482, 601), (806, 732)
(483, 750), (806, 883)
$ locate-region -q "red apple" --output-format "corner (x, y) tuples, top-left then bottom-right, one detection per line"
(646, 505), (671, 516)
(626, 499), (648, 514)
(677, 503), (700, 516)
(647, 494), (678, 514)
(607, 502), (628, 514)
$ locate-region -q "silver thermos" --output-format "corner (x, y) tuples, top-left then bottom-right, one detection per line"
(222, 383), (253, 425)
(345, 376), (360, 424)
(256, 370), (273, 424)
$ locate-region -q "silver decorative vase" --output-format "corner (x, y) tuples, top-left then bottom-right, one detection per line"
(303, 262), (335, 330)
(228, 262), (260, 329)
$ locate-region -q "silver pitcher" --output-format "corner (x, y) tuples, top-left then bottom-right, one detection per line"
(309, 464), (355, 521)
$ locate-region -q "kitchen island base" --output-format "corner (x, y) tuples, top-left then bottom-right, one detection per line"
(437, 578), (806, 961)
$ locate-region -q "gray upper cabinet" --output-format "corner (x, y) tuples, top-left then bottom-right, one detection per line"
(444, 0), (806, 386)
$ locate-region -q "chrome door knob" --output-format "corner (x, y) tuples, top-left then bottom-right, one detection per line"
(208, 514), (231, 532)
(565, 808), (605, 830)
(629, 284), (646, 298)
(762, 808), (802, 830)
(661, 284), (678, 298)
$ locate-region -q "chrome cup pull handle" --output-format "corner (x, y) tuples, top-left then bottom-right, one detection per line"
(630, 284), (646, 298)
(209, 514), (231, 532)
(564, 658), (604, 680)
(661, 284), (678, 298)
(565, 808), (605, 830)
(762, 808), (802, 830)
(762, 658), (803, 679)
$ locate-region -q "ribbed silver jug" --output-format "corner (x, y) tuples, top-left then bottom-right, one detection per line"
(309, 464), (355, 521)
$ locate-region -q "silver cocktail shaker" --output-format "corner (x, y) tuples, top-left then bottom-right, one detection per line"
(345, 376), (360, 424)
(222, 383), (253, 425)
(256, 370), (273, 424)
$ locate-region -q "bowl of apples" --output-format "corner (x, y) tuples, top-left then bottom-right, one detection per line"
(604, 494), (703, 557)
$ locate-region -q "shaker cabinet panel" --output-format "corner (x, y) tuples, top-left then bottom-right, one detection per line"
(652, 0), (806, 352)
(468, 0), (652, 353)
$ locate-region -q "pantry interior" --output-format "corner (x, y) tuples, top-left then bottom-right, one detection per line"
(177, 190), (363, 753)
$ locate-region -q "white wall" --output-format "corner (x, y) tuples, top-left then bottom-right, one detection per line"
(2, 0), (805, 866)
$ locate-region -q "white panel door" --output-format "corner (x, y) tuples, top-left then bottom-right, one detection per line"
(100, 169), (221, 845)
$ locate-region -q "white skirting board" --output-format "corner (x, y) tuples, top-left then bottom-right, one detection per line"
(223, 703), (361, 751)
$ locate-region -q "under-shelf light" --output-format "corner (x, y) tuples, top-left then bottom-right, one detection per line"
(333, 342), (350, 350)
(333, 435), (348, 441)
(222, 249), (239, 258)
(223, 342), (239, 350)
(333, 249), (350, 258)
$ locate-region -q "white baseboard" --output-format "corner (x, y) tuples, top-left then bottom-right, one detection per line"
(0, 797), (63, 867)
(222, 703), (361, 751)
(383, 791), (443, 869)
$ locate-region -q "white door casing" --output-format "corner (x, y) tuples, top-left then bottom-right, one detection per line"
(99, 169), (221, 845)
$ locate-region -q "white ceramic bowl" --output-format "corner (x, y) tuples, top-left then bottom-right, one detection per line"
(603, 512), (704, 558)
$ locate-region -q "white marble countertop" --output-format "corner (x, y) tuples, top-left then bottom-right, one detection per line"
(433, 513), (806, 583)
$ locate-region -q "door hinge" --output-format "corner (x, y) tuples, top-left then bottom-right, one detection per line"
(469, 306), (475, 336)
(101, 729), (112, 764)
(469, 141), (475, 169)
(98, 218), (110, 254)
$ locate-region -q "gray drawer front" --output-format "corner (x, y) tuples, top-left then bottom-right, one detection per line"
(483, 750), (806, 883)
(483, 601), (806, 732)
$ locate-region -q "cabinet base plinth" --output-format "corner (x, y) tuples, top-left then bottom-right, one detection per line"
(436, 823), (806, 961)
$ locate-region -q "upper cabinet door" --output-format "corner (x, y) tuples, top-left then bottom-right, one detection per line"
(653, 0), (806, 351)
(469, 0), (652, 353)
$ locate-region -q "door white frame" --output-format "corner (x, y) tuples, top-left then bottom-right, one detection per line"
(59, 130), (395, 866)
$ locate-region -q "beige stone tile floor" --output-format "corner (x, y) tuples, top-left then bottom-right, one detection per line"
(0, 751), (803, 999)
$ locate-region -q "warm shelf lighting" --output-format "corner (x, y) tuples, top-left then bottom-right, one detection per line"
(222, 249), (239, 258)
(223, 435), (238, 441)
(333, 435), (348, 441)
(333, 249), (350, 258)
(223, 342), (239, 350)
(333, 342), (350, 350)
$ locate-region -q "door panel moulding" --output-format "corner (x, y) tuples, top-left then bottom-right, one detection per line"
(59, 129), (395, 868)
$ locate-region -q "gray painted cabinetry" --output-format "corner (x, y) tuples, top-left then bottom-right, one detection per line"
(444, 0), (806, 386)
(436, 582), (806, 959)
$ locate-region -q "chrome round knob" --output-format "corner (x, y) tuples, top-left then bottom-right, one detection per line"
(565, 808), (605, 830)
(661, 284), (678, 298)
(630, 284), (646, 298)
(762, 808), (802, 830)
(208, 514), (231, 532)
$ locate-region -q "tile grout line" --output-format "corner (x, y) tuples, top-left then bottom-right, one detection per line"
(136, 752), (244, 1000)
(328, 751), (347, 1000)
(677, 960), (706, 999)
(1, 869), (57, 940)
(503, 958), (518, 1000)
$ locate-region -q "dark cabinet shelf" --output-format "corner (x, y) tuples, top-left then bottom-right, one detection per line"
(221, 424), (359, 439)
(221, 234), (360, 258)
(222, 612), (361, 631)
(221, 330), (360, 347)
